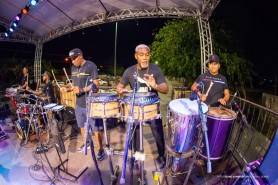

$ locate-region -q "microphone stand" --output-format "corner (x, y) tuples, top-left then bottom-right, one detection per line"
(120, 74), (138, 184)
(196, 97), (212, 174)
(219, 98), (253, 180)
(84, 90), (103, 185)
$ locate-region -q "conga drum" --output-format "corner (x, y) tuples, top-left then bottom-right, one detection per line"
(89, 93), (120, 118)
(121, 92), (160, 121)
(200, 107), (237, 160)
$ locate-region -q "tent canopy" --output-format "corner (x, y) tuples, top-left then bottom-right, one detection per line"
(0, 0), (220, 44)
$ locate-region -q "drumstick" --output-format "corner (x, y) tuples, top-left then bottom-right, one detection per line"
(63, 68), (74, 88)
(51, 70), (61, 89)
(26, 74), (29, 88)
(205, 81), (214, 97)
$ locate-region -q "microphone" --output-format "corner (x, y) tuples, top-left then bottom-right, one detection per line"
(133, 72), (140, 90)
(228, 91), (238, 107)
(189, 83), (201, 101)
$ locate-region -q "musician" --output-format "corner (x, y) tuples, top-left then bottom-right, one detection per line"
(19, 67), (29, 90)
(116, 44), (168, 169)
(60, 48), (105, 161)
(26, 71), (55, 103)
(191, 54), (230, 107)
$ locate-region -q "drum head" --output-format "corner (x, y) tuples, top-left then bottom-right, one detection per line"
(43, 103), (57, 109)
(168, 98), (208, 116)
(122, 92), (159, 105)
(208, 107), (236, 120)
(51, 105), (64, 111)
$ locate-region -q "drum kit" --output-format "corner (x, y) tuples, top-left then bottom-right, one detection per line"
(5, 88), (65, 145)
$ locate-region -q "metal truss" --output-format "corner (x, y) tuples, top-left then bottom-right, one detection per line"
(1, 0), (220, 78)
(197, 17), (213, 74)
(39, 6), (201, 43)
(34, 43), (43, 85)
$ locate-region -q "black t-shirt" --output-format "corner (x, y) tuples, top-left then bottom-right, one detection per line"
(195, 71), (229, 106)
(71, 60), (99, 108)
(42, 81), (55, 103)
(120, 63), (167, 96)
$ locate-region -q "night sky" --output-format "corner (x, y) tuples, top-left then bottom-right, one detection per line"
(0, 0), (277, 80)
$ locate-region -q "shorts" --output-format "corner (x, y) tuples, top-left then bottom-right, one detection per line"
(75, 105), (103, 131)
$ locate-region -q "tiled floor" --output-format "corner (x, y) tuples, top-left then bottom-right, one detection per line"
(0, 117), (241, 185)
(0, 80), (241, 185)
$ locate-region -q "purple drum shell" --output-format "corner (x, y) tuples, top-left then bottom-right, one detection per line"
(202, 107), (236, 160)
(89, 93), (119, 102)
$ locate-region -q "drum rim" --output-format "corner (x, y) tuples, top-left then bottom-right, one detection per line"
(207, 107), (237, 120)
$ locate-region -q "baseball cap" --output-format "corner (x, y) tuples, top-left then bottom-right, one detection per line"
(208, 54), (220, 63)
(69, 48), (83, 60)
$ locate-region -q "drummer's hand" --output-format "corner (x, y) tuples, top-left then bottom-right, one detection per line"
(143, 74), (156, 88)
(119, 88), (130, 94)
(26, 87), (31, 92)
(218, 98), (227, 105)
(73, 86), (81, 94)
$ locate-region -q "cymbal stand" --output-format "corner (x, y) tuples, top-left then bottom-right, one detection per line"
(84, 93), (103, 185)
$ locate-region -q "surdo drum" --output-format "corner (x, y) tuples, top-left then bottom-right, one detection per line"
(200, 107), (236, 160)
(89, 93), (120, 118)
(167, 98), (208, 173)
(121, 92), (160, 121)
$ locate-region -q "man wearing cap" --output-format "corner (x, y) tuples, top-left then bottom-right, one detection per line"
(191, 54), (230, 106)
(60, 48), (105, 160)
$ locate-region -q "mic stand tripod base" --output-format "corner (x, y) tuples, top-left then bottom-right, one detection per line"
(54, 145), (88, 181)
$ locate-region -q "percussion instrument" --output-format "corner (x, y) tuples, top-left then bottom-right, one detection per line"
(121, 92), (160, 121)
(18, 103), (32, 115)
(51, 105), (65, 113)
(60, 90), (76, 108)
(89, 93), (120, 118)
(43, 103), (57, 110)
(200, 107), (236, 160)
(167, 98), (208, 173)
(15, 117), (35, 141)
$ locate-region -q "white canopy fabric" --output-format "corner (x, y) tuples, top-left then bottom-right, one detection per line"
(0, 0), (220, 43)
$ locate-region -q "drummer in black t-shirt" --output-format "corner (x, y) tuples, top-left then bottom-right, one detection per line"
(116, 44), (168, 169)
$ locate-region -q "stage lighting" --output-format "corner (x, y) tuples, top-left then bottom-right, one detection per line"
(12, 21), (18, 27)
(9, 27), (14, 32)
(4, 32), (9, 37)
(15, 13), (22, 21)
(22, 5), (30, 14)
(30, 0), (39, 6)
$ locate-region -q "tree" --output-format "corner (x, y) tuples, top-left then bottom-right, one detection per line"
(151, 19), (253, 96)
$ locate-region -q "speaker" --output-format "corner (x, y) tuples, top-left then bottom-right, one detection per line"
(258, 127), (278, 184)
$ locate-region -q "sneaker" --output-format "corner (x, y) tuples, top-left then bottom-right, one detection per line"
(97, 149), (105, 161)
(156, 156), (166, 169)
(77, 143), (90, 152)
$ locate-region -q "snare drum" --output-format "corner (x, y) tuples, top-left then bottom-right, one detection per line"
(121, 92), (160, 121)
(89, 93), (119, 118)
(51, 105), (65, 113)
(167, 98), (208, 173)
(43, 103), (57, 110)
(200, 107), (236, 160)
